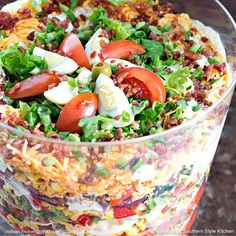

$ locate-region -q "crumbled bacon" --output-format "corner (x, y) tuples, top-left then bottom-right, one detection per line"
(27, 31), (35, 41)
(202, 46), (214, 57)
(0, 11), (17, 30)
(184, 51), (201, 61)
(17, 7), (32, 20)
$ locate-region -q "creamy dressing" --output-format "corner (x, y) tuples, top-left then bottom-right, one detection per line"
(67, 198), (105, 213)
(88, 218), (137, 236)
(132, 164), (155, 182)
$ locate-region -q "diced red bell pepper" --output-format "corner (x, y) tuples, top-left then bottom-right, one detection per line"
(76, 214), (93, 226)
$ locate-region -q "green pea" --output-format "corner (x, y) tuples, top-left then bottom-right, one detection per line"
(92, 62), (112, 80)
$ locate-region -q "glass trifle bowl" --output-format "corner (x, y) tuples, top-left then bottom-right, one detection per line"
(0, 0), (235, 235)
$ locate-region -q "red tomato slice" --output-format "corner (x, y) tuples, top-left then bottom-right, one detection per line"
(56, 93), (98, 134)
(100, 40), (145, 60)
(76, 214), (93, 226)
(59, 33), (91, 69)
(113, 206), (136, 219)
(115, 67), (166, 104)
(7, 71), (61, 99)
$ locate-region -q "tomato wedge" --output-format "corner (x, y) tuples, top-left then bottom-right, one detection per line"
(56, 93), (98, 134)
(100, 40), (145, 60)
(7, 71), (61, 99)
(59, 33), (91, 69)
(115, 67), (166, 104)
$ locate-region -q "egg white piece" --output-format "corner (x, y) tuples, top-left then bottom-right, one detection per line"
(33, 47), (78, 74)
(44, 82), (77, 105)
(76, 67), (93, 85)
(85, 28), (109, 65)
(95, 74), (134, 128)
(104, 58), (140, 69)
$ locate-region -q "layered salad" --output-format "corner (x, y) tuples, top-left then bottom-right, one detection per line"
(0, 0), (231, 235)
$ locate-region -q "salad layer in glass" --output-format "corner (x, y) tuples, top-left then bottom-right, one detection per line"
(0, 0), (234, 235)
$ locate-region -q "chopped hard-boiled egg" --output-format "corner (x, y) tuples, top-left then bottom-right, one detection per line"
(33, 47), (78, 74)
(105, 59), (139, 68)
(95, 73), (134, 128)
(85, 28), (109, 65)
(44, 82), (77, 105)
(76, 67), (93, 85)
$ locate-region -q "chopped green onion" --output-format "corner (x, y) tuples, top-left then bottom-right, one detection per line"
(193, 70), (204, 81)
(185, 31), (191, 41)
(192, 104), (202, 112)
(70, 0), (77, 10)
(146, 198), (156, 212)
(121, 111), (130, 122)
(208, 57), (221, 65)
(78, 87), (91, 94)
(67, 77), (76, 87)
(96, 166), (109, 177)
(189, 44), (202, 54)
(132, 159), (144, 171)
(59, 3), (76, 22)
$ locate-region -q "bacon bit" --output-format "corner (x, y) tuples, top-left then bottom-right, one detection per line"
(17, 7), (32, 20)
(184, 51), (201, 61)
(100, 40), (107, 48)
(201, 36), (208, 43)
(90, 51), (97, 59)
(27, 31), (35, 41)
(132, 100), (139, 106)
(73, 18), (80, 28)
(0, 12), (17, 30)
(214, 63), (226, 73)
(115, 128), (123, 140)
(202, 46), (214, 57)
(114, 115), (121, 120)
(149, 32), (162, 42)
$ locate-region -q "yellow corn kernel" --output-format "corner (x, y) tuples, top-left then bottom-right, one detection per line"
(136, 219), (146, 231)
(125, 227), (139, 236)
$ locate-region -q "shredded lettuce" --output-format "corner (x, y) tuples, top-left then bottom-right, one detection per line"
(89, 7), (134, 39)
(0, 44), (47, 81)
(164, 68), (193, 95)
(35, 22), (67, 48)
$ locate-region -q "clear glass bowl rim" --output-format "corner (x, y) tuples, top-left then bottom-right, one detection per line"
(0, 0), (235, 147)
